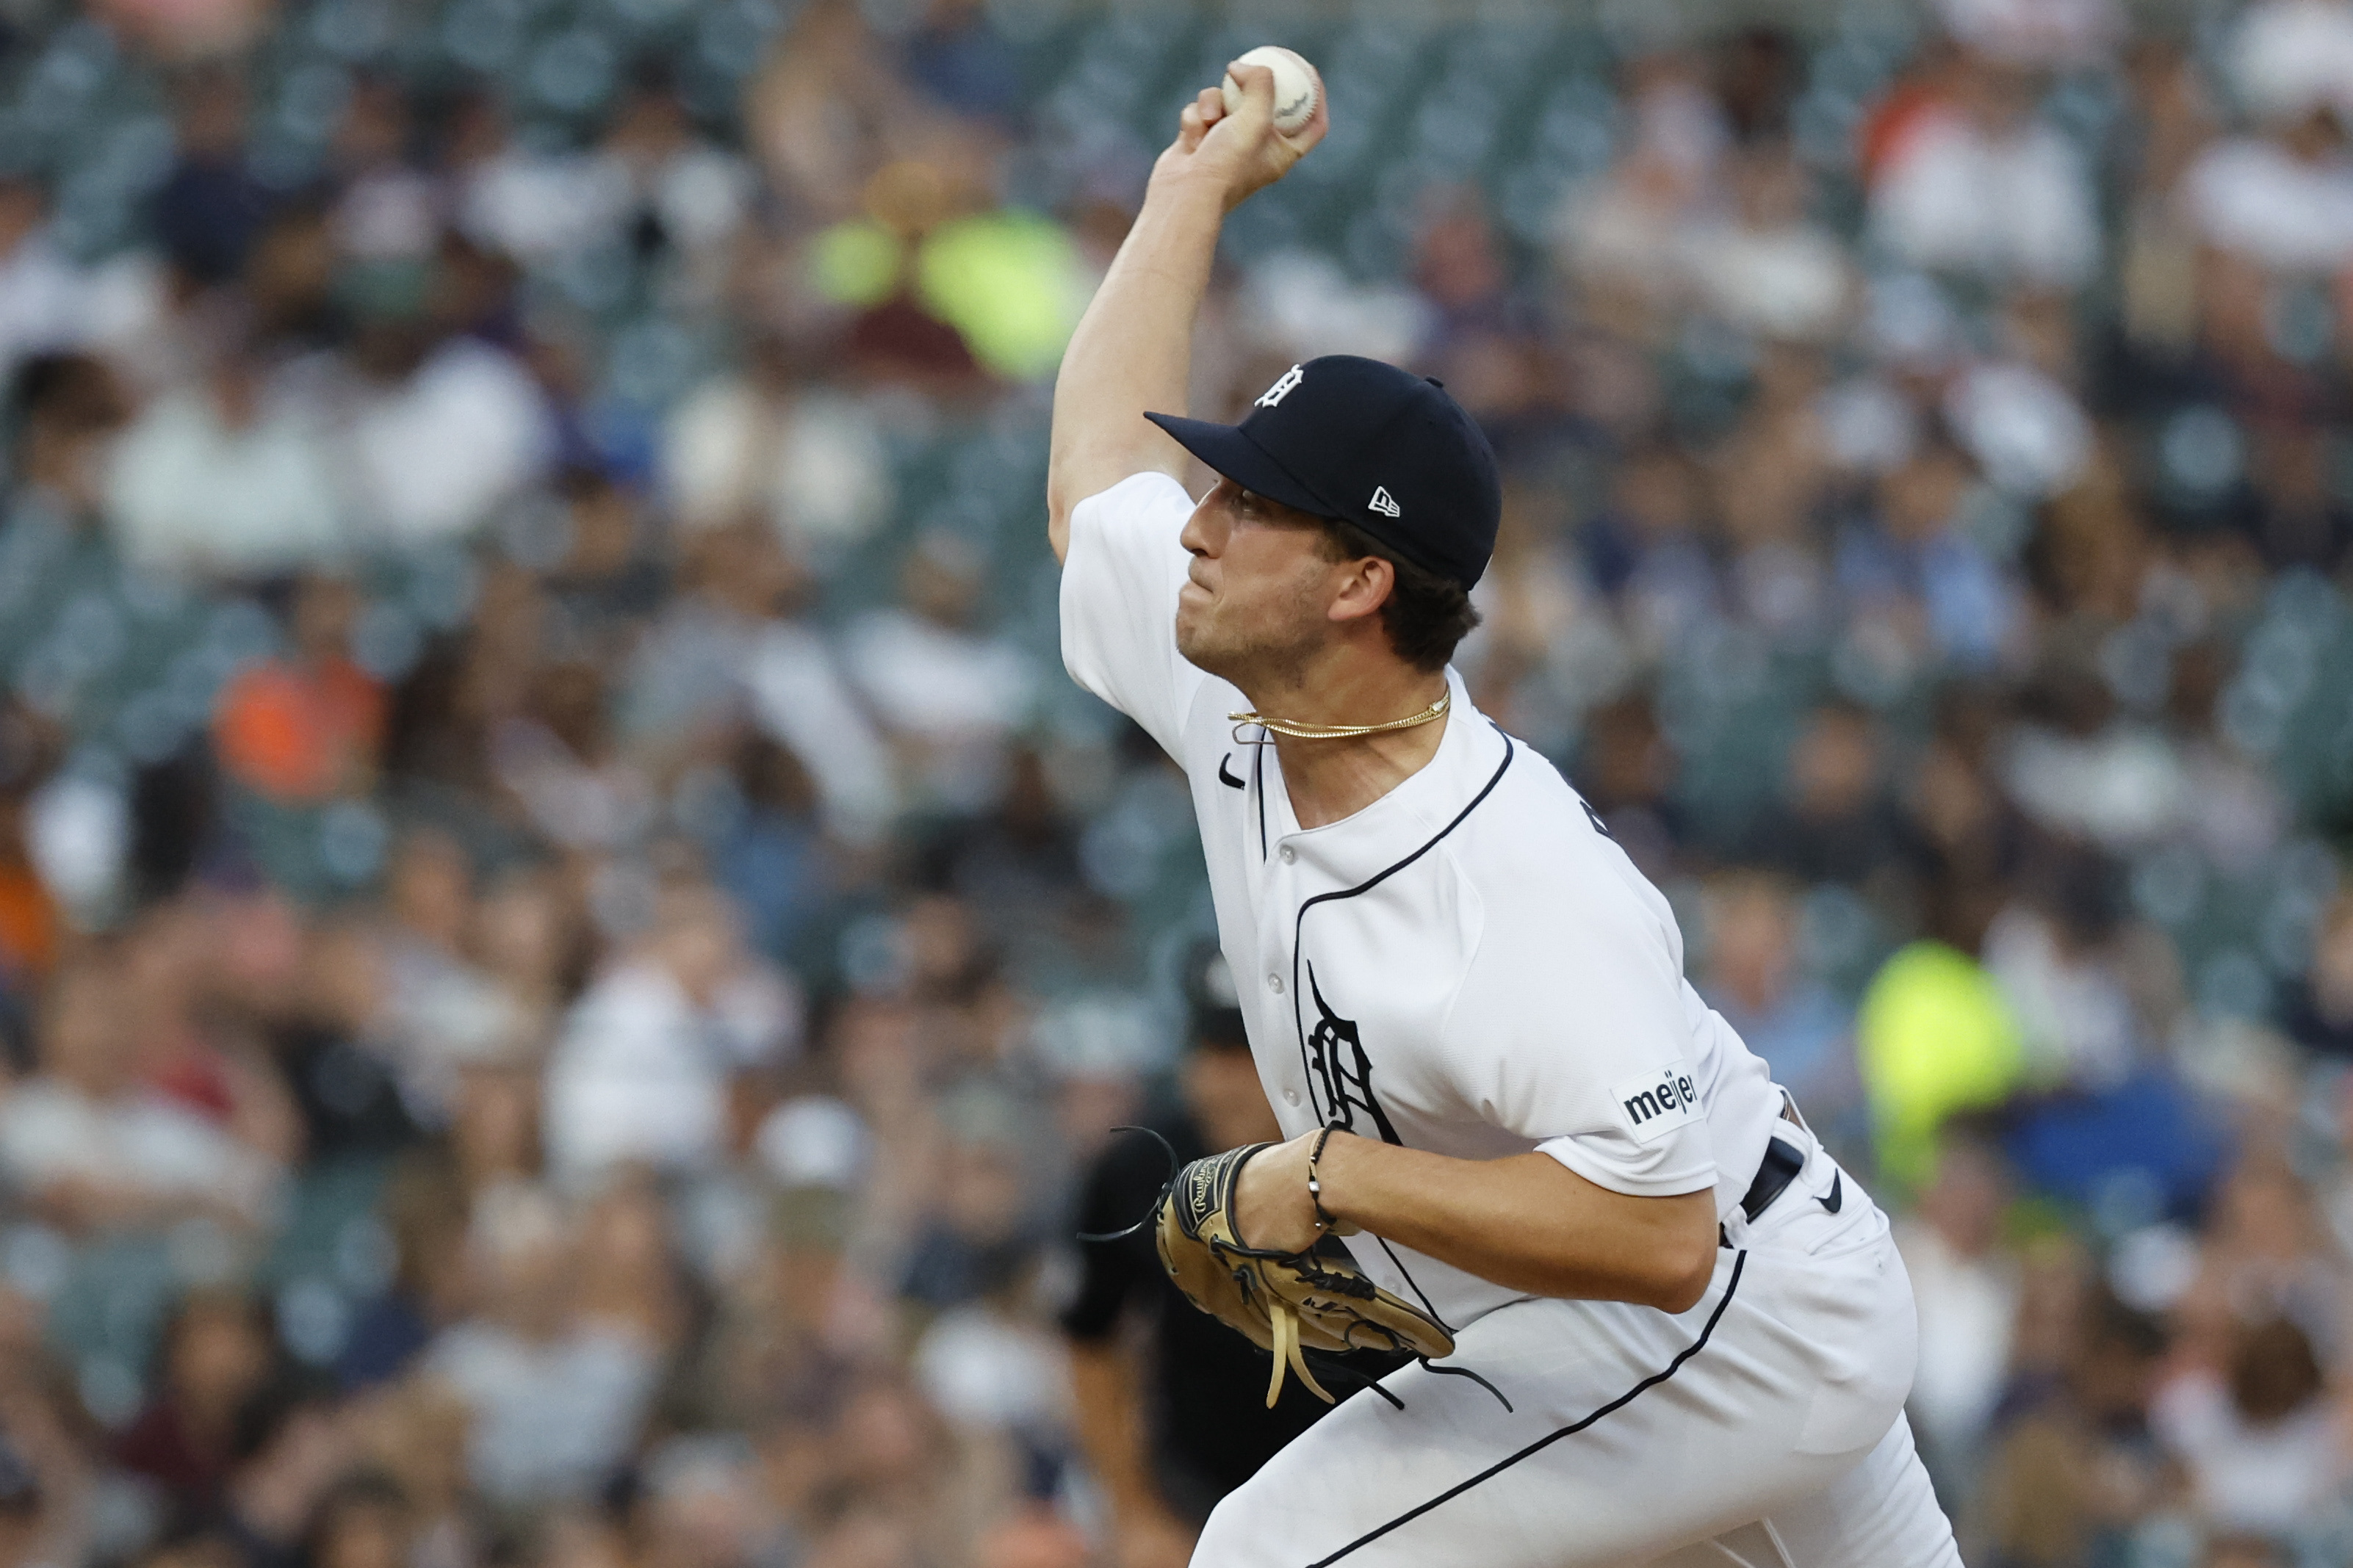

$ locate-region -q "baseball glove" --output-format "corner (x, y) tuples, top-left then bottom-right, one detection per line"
(1153, 1142), (1455, 1407)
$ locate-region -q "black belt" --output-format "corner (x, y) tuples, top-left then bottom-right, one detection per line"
(1739, 1137), (1806, 1225)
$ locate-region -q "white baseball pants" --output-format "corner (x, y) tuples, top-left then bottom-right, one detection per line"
(1189, 1137), (1961, 1568)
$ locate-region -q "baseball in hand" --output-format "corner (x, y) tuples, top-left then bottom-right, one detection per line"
(1222, 46), (1319, 137)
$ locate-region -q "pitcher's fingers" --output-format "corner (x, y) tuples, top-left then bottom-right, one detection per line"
(1178, 98), (1208, 148)
(1196, 84), (1226, 122)
(1224, 60), (1275, 127)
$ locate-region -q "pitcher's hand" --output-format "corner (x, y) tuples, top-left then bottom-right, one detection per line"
(1150, 59), (1328, 212)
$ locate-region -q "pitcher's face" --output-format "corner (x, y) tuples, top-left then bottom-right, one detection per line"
(1174, 478), (1344, 687)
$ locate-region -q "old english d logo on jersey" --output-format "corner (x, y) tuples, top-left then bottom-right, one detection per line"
(1305, 964), (1400, 1144)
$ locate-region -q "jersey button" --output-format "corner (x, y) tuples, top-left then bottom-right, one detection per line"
(1267, 974), (1285, 994)
(1283, 1089), (1301, 1106)
(1280, 845), (1296, 864)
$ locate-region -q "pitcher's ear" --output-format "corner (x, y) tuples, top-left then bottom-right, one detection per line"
(1326, 554), (1395, 626)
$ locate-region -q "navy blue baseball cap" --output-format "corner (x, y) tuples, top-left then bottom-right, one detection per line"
(1145, 355), (1502, 590)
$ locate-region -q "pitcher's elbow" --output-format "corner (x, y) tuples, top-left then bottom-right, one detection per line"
(1647, 1235), (1719, 1315)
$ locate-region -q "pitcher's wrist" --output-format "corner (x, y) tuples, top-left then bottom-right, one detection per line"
(1144, 160), (1235, 212)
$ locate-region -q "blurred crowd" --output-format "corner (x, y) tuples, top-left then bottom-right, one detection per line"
(5, 0), (2353, 1565)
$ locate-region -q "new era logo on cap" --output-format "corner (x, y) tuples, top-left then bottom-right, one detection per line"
(1368, 485), (1401, 518)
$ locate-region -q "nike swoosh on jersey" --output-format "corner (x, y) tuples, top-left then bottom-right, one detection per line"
(1818, 1173), (1843, 1214)
(1218, 756), (1247, 790)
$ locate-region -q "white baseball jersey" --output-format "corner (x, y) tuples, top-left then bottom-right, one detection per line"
(1059, 471), (1962, 1568)
(1061, 472), (1783, 1328)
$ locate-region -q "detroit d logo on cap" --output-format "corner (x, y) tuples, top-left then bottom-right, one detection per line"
(1254, 364), (1305, 408)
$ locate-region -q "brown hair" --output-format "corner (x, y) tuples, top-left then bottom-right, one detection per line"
(1311, 518), (1482, 673)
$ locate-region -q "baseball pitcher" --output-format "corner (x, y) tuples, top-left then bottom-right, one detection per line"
(1046, 60), (1965, 1568)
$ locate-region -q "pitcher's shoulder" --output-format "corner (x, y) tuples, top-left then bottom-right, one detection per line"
(1454, 743), (1618, 862)
(1446, 743), (1675, 928)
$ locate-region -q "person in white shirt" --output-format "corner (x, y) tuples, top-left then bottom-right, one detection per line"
(1869, 52), (2101, 289)
(425, 1184), (661, 1504)
(108, 342), (346, 580)
(0, 958), (281, 1233)
(1045, 62), (1961, 1568)
(843, 533), (1037, 814)
(315, 325), (554, 546)
(541, 881), (800, 1184)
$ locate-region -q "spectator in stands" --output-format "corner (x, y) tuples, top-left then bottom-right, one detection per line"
(112, 1290), (281, 1507)
(1867, 47), (2101, 288)
(0, 705), (58, 991)
(844, 532), (1035, 814)
(2283, 888), (2353, 1057)
(1685, 140), (1856, 343)
(207, 1376), (358, 1568)
(493, 659), (652, 855)
(2154, 1315), (2345, 1542)
(425, 1184), (661, 1506)
(151, 67), (272, 289)
(1740, 701), (1909, 890)
(662, 325), (894, 552)
(108, 311), (345, 581)
(542, 878), (799, 1182)
(336, 1160), (470, 1391)
(4, 353), (128, 528)
(1976, 1285), (2169, 1568)
(1697, 870), (1859, 1124)
(325, 78), (439, 270)
(0, 955), (281, 1234)
(120, 898), (303, 1166)
(212, 573), (384, 807)
(324, 261), (553, 546)
(586, 70), (755, 281)
(299, 1470), (415, 1568)
(1839, 434), (2020, 673)
(0, 176), (115, 389)
(1895, 1138), (2019, 1501)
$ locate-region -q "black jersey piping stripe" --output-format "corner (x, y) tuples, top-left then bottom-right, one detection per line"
(1303, 1249), (1748, 1568)
(1287, 734), (1516, 1122)
(1288, 732), (1516, 1323)
(1255, 738), (1268, 861)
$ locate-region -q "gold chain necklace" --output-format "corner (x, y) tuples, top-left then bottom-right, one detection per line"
(1229, 691), (1449, 742)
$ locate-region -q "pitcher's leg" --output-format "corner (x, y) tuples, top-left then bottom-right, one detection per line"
(1741, 1415), (1961, 1568)
(1190, 1250), (1861, 1568)
(1192, 1199), (1951, 1568)
(1642, 1523), (1793, 1568)
(1641, 1419), (1957, 1568)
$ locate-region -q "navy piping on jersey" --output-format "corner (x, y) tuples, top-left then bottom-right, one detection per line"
(1286, 730), (1516, 1320)
(1286, 731), (1516, 1114)
(1302, 1249), (1749, 1568)
(1255, 739), (1268, 861)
